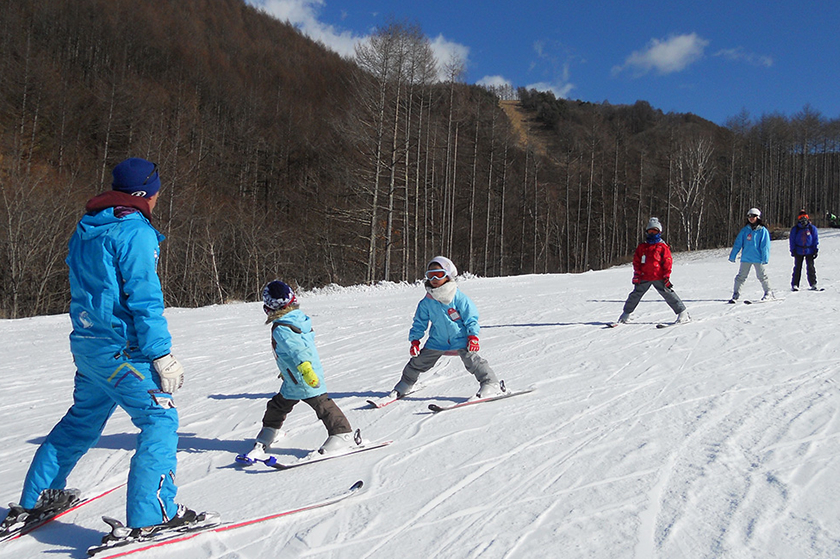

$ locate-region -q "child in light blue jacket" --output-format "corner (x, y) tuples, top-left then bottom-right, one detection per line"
(390, 256), (501, 400)
(239, 280), (354, 463)
(729, 207), (774, 302)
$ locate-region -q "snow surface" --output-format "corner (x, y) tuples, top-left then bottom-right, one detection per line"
(2, 231), (840, 559)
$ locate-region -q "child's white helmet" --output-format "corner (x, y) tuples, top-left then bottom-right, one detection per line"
(427, 256), (458, 279)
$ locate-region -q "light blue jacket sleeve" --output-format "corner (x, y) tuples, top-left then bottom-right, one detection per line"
(455, 292), (480, 338)
(409, 299), (431, 342)
(758, 227), (771, 264)
(116, 220), (171, 360)
(271, 313), (326, 400)
(272, 322), (318, 366)
(729, 227), (746, 261)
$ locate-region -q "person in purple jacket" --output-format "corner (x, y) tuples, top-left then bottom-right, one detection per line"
(387, 256), (501, 401)
(789, 210), (819, 291)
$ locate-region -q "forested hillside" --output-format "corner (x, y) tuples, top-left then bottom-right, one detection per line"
(1, 0), (838, 318)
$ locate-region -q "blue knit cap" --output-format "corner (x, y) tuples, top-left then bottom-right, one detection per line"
(111, 158), (161, 198)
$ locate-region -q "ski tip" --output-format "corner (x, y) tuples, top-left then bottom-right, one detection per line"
(350, 480), (364, 492)
(428, 404), (444, 413)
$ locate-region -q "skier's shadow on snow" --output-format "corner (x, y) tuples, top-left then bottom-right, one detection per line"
(209, 390), (382, 400)
(332, 391), (381, 399)
(483, 321), (606, 328)
(207, 392), (275, 400)
(28, 433), (246, 455)
(587, 299), (729, 303)
(5, 516), (105, 558)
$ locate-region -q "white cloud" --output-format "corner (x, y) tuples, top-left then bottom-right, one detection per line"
(247, 1), (470, 82)
(525, 81), (575, 99)
(477, 75), (512, 89)
(526, 40), (577, 98)
(714, 47), (773, 67)
(251, 0), (364, 58)
(613, 33), (709, 77)
(429, 34), (471, 81)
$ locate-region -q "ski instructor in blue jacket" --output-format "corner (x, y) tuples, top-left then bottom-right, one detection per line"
(7, 159), (201, 536)
(729, 207), (775, 302)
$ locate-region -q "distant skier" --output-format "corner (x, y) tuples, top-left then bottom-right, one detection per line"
(239, 280), (355, 463)
(616, 218), (690, 325)
(386, 256), (502, 400)
(790, 210), (819, 291)
(0, 158), (209, 544)
(729, 207), (774, 302)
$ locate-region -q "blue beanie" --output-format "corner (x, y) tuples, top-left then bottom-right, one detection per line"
(111, 158), (161, 198)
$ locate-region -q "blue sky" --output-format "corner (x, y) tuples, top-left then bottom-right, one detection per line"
(248, 0), (839, 126)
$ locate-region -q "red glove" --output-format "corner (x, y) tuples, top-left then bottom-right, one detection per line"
(409, 340), (421, 357)
(664, 278), (673, 289)
(467, 336), (480, 352)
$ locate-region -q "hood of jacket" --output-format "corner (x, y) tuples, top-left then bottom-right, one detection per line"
(271, 308), (312, 333)
(76, 192), (160, 243)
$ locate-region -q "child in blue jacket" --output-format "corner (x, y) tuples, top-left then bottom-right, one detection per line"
(789, 210), (819, 291)
(240, 280), (354, 463)
(389, 256), (501, 400)
(729, 207), (774, 302)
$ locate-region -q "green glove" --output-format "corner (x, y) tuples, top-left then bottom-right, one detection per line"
(297, 361), (320, 388)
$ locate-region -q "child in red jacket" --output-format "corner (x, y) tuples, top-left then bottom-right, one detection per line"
(617, 218), (690, 325)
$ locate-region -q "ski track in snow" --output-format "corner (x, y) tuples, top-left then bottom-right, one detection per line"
(3, 233), (840, 558)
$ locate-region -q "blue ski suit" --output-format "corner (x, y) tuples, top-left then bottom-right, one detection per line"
(20, 192), (179, 528)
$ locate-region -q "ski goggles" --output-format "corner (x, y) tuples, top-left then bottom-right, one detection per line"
(425, 269), (447, 280)
(747, 213), (759, 218)
(646, 228), (660, 234)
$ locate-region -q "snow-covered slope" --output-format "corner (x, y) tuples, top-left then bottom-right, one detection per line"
(2, 231), (840, 558)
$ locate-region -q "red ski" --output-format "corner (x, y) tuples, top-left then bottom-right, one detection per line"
(87, 480), (365, 558)
(428, 387), (534, 413)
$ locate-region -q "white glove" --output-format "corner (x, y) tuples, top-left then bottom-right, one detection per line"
(154, 354), (184, 394)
